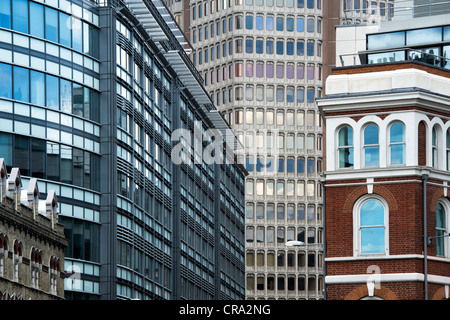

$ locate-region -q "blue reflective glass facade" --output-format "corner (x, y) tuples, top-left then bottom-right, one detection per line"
(0, 0), (246, 300)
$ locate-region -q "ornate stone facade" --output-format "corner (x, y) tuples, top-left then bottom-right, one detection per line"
(0, 158), (68, 300)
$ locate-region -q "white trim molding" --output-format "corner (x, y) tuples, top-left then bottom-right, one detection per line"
(325, 273), (450, 285)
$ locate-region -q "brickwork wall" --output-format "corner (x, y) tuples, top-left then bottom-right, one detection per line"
(326, 177), (450, 300)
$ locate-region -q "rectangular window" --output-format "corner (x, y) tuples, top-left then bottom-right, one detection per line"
(46, 75), (59, 110)
(297, 41), (304, 55)
(30, 2), (44, 38)
(13, 0), (28, 34)
(246, 16), (253, 29)
(266, 40), (274, 54)
(256, 40), (263, 54)
(14, 66), (29, 103)
(307, 42), (314, 56)
(287, 159), (294, 172)
(45, 7), (58, 43)
(297, 159), (304, 173)
(60, 12), (71, 47)
(276, 41), (284, 55)
(0, 63), (12, 99)
(276, 17), (283, 31)
(30, 71), (45, 106)
(256, 16), (263, 30)
(286, 41), (294, 55)
(60, 79), (72, 114)
(266, 17), (273, 30)
(246, 39), (253, 53)
(287, 18), (294, 32)
(0, 0), (11, 29)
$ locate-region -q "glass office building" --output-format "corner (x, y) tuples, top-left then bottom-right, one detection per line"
(165, 0), (325, 300)
(0, 0), (246, 300)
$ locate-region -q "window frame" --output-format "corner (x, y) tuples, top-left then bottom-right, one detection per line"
(337, 125), (354, 169)
(362, 123), (380, 168)
(388, 121), (406, 166)
(353, 195), (389, 256)
(435, 198), (450, 258)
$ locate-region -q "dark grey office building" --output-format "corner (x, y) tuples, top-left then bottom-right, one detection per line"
(0, 0), (246, 300)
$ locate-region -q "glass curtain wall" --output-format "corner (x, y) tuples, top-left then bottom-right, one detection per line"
(0, 0), (101, 299)
(185, 0), (324, 299)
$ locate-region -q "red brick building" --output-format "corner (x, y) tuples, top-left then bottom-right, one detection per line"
(318, 62), (450, 300)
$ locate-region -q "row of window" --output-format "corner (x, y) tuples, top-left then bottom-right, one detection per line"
(0, 0), (99, 58)
(232, 108), (320, 127)
(344, 0), (393, 15)
(0, 236), (61, 295)
(245, 179), (322, 198)
(246, 249), (322, 270)
(192, 15), (321, 44)
(0, 133), (100, 191)
(246, 273), (324, 295)
(246, 249), (323, 269)
(246, 156), (321, 174)
(231, 85), (318, 104)
(337, 119), (450, 171)
(338, 121), (405, 168)
(237, 131), (321, 152)
(0, 63), (100, 122)
(205, 64), (319, 87)
(204, 60), (322, 82)
(192, 0), (321, 21)
(194, 39), (321, 66)
(246, 202), (322, 221)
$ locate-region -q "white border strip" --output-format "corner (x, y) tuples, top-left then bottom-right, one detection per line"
(325, 273), (450, 285)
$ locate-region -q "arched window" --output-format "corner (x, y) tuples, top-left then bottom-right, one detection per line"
(354, 196), (388, 255)
(432, 126), (438, 168)
(363, 124), (379, 167)
(338, 126), (353, 168)
(446, 130), (450, 170)
(436, 201), (448, 257)
(389, 122), (405, 165)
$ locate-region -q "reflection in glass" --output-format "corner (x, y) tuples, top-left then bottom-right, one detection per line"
(31, 139), (46, 179)
(360, 199), (385, 254)
(436, 202), (446, 256)
(364, 124), (379, 167)
(72, 17), (83, 51)
(47, 142), (60, 181)
(13, 0), (28, 34)
(30, 2), (44, 38)
(0, 63), (12, 99)
(408, 47), (440, 67)
(443, 46), (450, 69)
(61, 145), (73, 184)
(367, 31), (405, 50)
(30, 71), (45, 106)
(390, 122), (405, 165)
(368, 51), (405, 64)
(60, 12), (72, 47)
(46, 75), (59, 110)
(0, 133), (12, 166)
(338, 126), (353, 168)
(0, 0), (11, 29)
(14, 66), (29, 103)
(45, 7), (58, 43)
(406, 27), (441, 46)
(60, 79), (72, 114)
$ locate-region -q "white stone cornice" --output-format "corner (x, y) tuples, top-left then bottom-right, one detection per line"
(325, 273), (450, 285)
